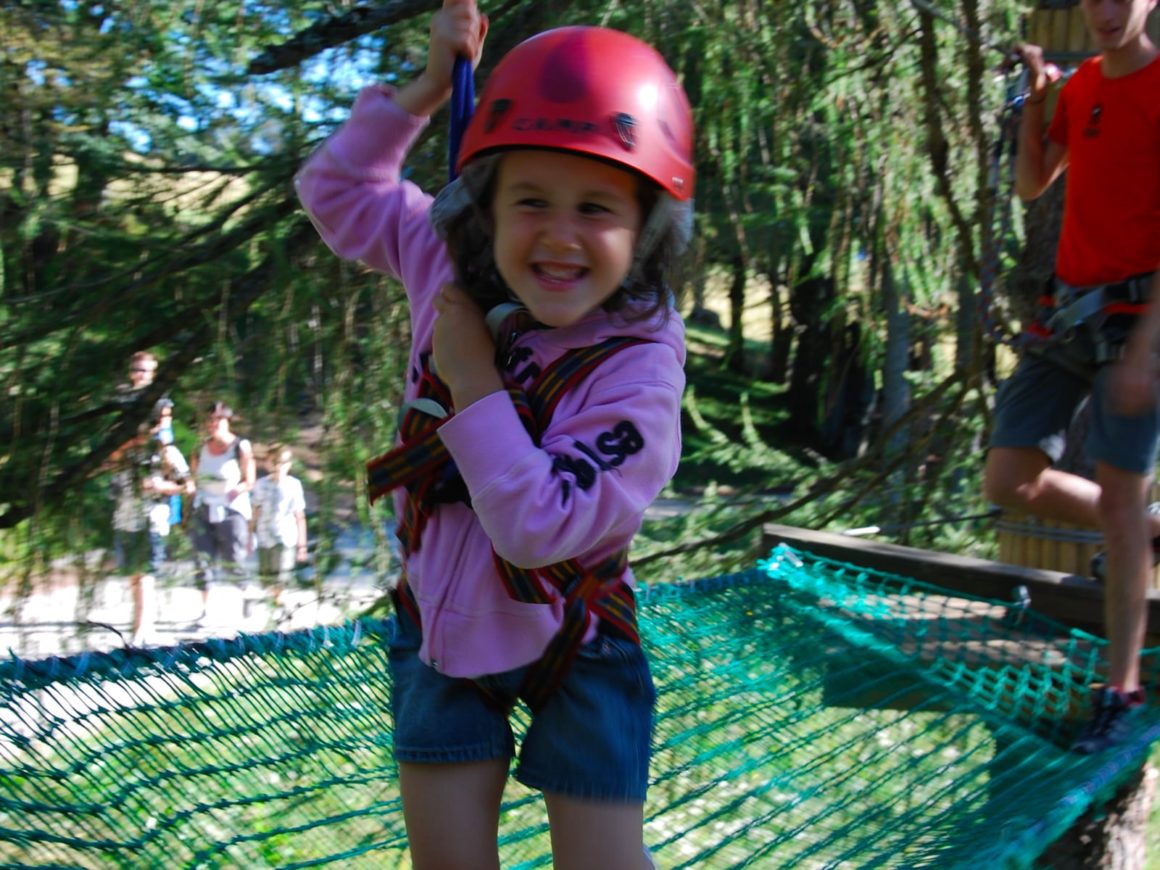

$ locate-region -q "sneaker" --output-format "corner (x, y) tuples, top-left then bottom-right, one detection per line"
(1089, 502), (1160, 582)
(1070, 686), (1145, 754)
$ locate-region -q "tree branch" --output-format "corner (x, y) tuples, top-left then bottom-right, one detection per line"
(247, 0), (527, 75)
(248, 1), (440, 75)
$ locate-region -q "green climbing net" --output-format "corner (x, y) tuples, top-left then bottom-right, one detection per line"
(2, 544), (1158, 868)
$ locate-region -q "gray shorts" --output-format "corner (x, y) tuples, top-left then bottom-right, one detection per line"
(989, 337), (1160, 475)
(192, 507), (250, 585)
(258, 545), (295, 582)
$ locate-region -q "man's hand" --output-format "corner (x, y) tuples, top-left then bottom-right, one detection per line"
(1013, 43), (1062, 101)
(1109, 358), (1159, 416)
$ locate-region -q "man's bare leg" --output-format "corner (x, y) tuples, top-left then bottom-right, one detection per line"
(1095, 461), (1154, 693)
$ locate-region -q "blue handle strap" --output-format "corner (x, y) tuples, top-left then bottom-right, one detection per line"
(448, 56), (475, 182)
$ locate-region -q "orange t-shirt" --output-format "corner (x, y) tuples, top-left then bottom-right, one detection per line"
(1048, 54), (1160, 287)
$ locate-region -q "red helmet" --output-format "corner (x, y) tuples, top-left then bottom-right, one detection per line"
(456, 27), (695, 201)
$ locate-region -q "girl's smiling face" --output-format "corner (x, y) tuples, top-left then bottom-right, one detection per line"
(491, 150), (642, 327)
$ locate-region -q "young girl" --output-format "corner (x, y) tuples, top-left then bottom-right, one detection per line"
(296, 2), (694, 866)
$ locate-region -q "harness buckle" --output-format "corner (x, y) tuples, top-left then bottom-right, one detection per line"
(1044, 280), (1108, 336)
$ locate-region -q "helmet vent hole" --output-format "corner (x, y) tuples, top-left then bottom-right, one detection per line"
(485, 99), (512, 133)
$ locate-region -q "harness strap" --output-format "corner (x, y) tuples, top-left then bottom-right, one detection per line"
(1044, 285), (1110, 336)
(394, 549), (636, 712)
(390, 572), (423, 631)
(1022, 272), (1155, 362)
(367, 337), (648, 550)
(448, 56), (474, 183)
(517, 552), (635, 711)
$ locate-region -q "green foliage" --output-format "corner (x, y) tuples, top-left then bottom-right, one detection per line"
(1, 0), (1030, 585)
(635, 322), (998, 588)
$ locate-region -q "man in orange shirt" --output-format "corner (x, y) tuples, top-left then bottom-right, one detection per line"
(983, 0), (1160, 752)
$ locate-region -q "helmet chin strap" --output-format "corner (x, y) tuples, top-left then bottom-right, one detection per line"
(485, 301), (529, 342)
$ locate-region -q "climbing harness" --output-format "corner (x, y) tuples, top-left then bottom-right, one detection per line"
(378, 31), (695, 708)
(367, 335), (648, 710)
(1028, 273), (1155, 363)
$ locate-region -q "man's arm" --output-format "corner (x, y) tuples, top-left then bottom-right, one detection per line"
(1013, 44), (1068, 201)
(295, 508), (308, 563)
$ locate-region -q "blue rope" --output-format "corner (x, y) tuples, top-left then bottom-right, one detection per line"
(448, 56), (475, 182)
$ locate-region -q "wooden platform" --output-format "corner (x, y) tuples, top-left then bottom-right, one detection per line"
(761, 523), (1160, 645)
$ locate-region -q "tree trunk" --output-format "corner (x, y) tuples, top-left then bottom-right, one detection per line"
(785, 275), (834, 445)
(881, 256), (912, 458)
(1034, 763), (1156, 869)
(1006, 179), (1066, 330)
(688, 233), (710, 318)
(955, 255), (980, 375)
(723, 253), (749, 374)
(768, 264), (792, 384)
(783, 274), (872, 458)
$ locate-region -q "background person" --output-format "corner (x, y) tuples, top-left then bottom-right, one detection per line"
(108, 399), (191, 645)
(251, 443), (308, 605)
(982, 0), (1160, 754)
(126, 350), (157, 391)
(189, 401), (255, 622)
(116, 350), (184, 528)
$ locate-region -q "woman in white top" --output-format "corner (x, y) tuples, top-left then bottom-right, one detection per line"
(189, 402), (255, 611)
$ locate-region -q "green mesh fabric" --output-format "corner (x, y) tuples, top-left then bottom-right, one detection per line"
(2, 543), (1159, 868)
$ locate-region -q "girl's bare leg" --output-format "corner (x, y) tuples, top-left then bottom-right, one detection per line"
(398, 759), (507, 869)
(544, 791), (652, 870)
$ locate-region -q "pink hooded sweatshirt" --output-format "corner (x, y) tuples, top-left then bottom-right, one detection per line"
(296, 86), (685, 678)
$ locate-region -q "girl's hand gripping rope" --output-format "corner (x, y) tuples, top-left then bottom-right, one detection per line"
(429, 0), (488, 86)
(401, 0), (488, 117)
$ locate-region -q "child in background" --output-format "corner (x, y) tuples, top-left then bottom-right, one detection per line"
(296, 1), (694, 866)
(251, 444), (308, 601)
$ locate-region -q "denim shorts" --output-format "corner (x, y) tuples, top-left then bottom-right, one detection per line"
(387, 607), (656, 802)
(990, 339), (1160, 474)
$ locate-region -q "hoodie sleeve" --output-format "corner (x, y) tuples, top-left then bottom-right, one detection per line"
(294, 85), (448, 297)
(437, 337), (685, 568)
